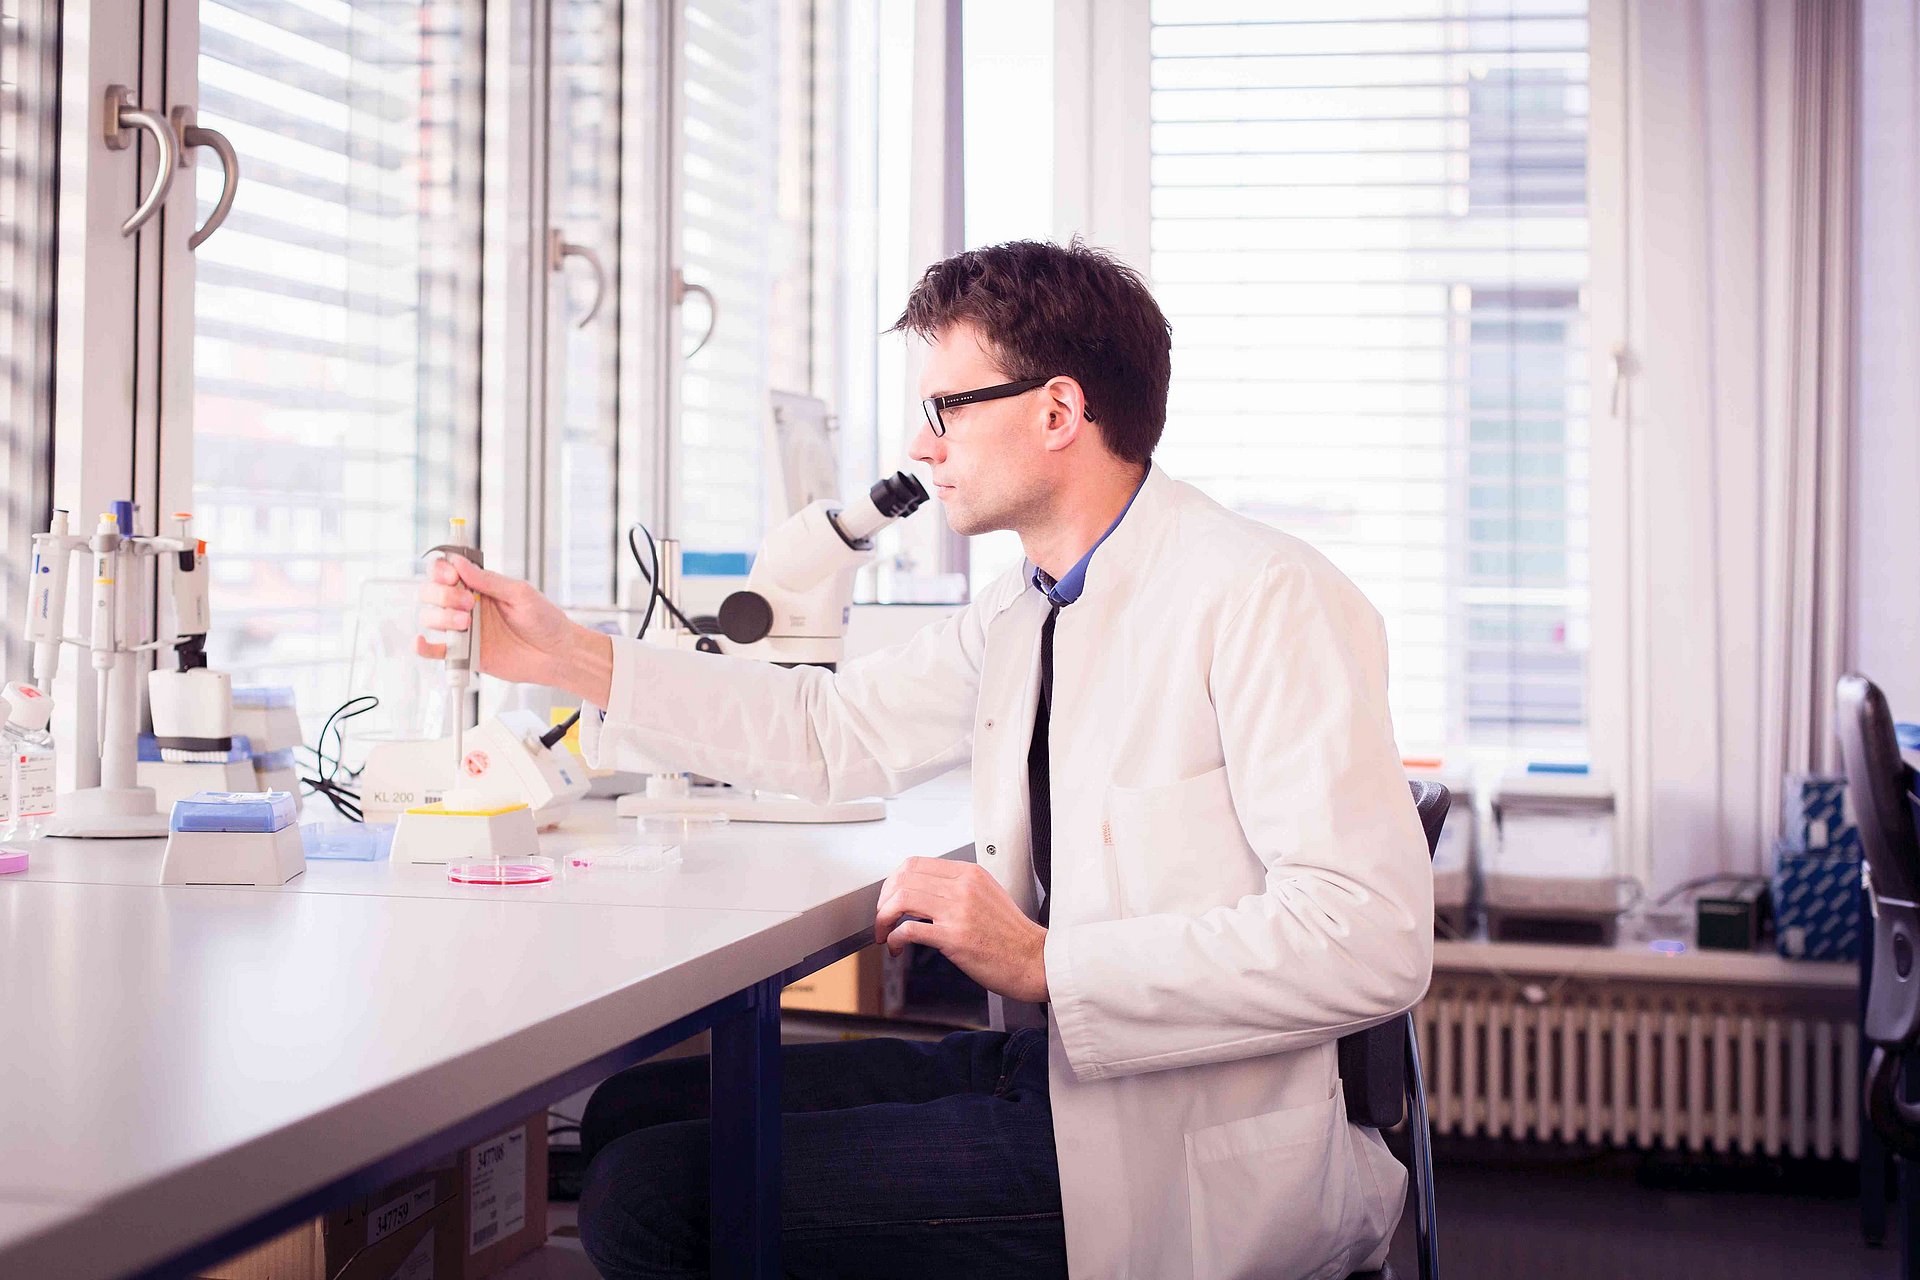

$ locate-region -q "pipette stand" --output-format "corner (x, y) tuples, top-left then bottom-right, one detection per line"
(48, 651), (168, 838)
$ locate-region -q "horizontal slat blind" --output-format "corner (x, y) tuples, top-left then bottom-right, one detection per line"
(546, 0), (623, 608)
(678, 0), (777, 555)
(0, 0), (55, 682)
(193, 0), (484, 725)
(1150, 0), (1591, 753)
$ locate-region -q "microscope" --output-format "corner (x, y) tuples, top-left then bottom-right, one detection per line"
(616, 469), (929, 823)
(707, 471), (929, 666)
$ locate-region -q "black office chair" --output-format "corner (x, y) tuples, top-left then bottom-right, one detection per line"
(1838, 674), (1920, 1162)
(1837, 674), (1920, 1280)
(1341, 779), (1448, 1280)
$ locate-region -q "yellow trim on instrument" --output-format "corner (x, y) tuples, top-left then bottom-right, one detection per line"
(402, 801), (530, 817)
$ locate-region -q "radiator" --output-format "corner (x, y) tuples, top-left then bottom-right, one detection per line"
(1415, 976), (1860, 1160)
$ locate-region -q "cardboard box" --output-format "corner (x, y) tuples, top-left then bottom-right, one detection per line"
(198, 1114), (547, 1280)
(199, 1166), (458, 1280)
(448, 1115), (548, 1278)
(1779, 773), (1862, 855)
(782, 944), (905, 1017)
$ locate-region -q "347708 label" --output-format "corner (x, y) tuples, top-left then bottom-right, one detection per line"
(468, 1126), (527, 1254)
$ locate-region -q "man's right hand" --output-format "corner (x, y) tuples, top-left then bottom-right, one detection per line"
(416, 555), (614, 707)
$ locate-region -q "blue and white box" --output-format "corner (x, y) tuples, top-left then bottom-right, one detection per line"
(1779, 774), (1861, 856)
(1772, 839), (1863, 962)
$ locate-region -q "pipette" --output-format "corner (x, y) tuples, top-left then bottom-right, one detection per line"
(88, 512), (122, 742)
(424, 517), (482, 766)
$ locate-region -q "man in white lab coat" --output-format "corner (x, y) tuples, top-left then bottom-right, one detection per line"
(418, 239), (1433, 1279)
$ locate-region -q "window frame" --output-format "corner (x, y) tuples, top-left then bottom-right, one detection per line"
(1063, 0), (1634, 870)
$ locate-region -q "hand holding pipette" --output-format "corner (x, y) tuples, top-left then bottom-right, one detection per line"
(423, 517), (482, 763)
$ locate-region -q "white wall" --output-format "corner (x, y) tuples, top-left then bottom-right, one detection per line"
(1852, 0), (1920, 720)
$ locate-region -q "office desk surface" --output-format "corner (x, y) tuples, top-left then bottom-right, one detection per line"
(0, 772), (976, 1279)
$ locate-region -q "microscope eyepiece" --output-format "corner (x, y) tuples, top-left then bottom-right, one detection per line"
(869, 472), (929, 520)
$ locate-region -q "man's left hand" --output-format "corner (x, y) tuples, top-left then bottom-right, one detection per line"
(874, 858), (1049, 1004)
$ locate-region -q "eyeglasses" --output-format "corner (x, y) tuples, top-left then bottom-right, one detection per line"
(921, 376), (1088, 438)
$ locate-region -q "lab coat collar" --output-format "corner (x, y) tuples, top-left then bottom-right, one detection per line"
(1070, 462), (1170, 609)
(1019, 463), (1171, 614)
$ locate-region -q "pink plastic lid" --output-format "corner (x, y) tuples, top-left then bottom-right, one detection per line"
(0, 848), (27, 875)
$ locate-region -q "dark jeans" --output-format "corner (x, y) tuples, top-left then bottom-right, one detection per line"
(576, 1027), (1066, 1279)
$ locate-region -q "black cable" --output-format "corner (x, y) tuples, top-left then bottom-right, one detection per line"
(627, 523), (661, 640)
(299, 695), (380, 822)
(627, 521), (722, 652)
(540, 710), (582, 750)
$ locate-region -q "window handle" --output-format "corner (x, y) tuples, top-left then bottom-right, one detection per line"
(549, 230), (606, 328)
(1608, 343), (1635, 418)
(102, 85), (178, 238)
(674, 268), (717, 359)
(170, 107), (240, 251)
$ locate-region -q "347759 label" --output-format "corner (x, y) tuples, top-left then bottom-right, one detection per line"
(368, 1181), (437, 1247)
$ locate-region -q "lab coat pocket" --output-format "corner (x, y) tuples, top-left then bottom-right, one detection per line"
(1185, 1090), (1358, 1280)
(1107, 765), (1261, 918)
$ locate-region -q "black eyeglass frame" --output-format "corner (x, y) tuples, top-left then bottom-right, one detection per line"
(921, 375), (1091, 437)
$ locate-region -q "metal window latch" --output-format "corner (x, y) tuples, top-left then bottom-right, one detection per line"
(549, 230), (607, 328)
(674, 268), (717, 359)
(103, 85), (178, 237)
(170, 106), (241, 251)
(1608, 343), (1636, 418)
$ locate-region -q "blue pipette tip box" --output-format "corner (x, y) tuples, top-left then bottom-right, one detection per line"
(171, 790), (297, 834)
(232, 686), (297, 710)
(301, 822), (394, 861)
(253, 747), (298, 771)
(138, 733), (254, 763)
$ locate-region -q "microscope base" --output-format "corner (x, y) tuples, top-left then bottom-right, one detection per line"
(45, 787), (170, 839)
(617, 791), (885, 824)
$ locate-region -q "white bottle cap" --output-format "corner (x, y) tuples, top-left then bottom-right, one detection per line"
(3, 682), (52, 731)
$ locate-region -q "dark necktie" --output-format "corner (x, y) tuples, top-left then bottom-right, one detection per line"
(1027, 603), (1059, 925)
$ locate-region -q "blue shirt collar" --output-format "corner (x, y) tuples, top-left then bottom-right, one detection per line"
(1030, 474), (1147, 608)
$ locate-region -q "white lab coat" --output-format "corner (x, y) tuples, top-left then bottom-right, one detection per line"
(580, 465), (1434, 1279)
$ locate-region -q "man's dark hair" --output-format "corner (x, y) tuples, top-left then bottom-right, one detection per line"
(892, 239), (1172, 466)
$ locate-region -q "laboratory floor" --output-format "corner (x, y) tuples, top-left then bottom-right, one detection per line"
(516, 1011), (1901, 1279)
(505, 1151), (1897, 1280)
(1380, 1143), (1897, 1279)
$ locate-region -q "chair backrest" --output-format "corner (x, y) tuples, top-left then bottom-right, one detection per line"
(1838, 674), (1920, 904)
(1836, 674), (1920, 1159)
(1338, 781), (1450, 1129)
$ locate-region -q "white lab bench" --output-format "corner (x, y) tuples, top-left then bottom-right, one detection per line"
(0, 771), (974, 1280)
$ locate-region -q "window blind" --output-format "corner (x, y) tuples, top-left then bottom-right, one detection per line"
(677, 0), (778, 556)
(193, 0), (484, 727)
(547, 0), (624, 607)
(1149, 0), (1592, 754)
(0, 0), (56, 682)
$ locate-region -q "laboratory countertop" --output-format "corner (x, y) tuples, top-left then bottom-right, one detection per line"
(0, 771), (976, 1279)
(10, 770), (976, 951)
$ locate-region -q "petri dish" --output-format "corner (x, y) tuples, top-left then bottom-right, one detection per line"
(566, 842), (682, 872)
(635, 811), (730, 847)
(447, 856), (555, 886)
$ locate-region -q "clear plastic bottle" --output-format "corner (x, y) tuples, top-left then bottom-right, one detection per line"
(2, 682), (56, 839)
